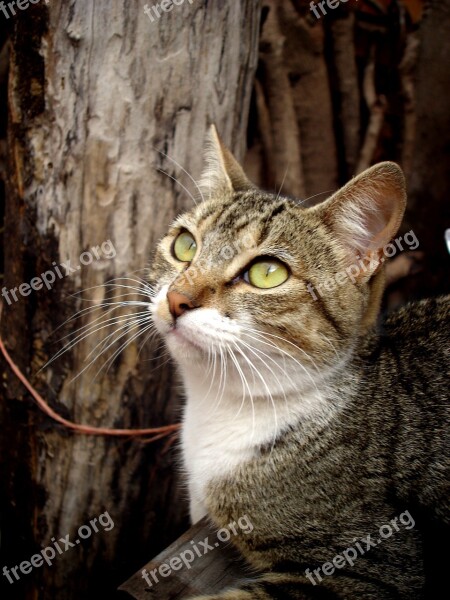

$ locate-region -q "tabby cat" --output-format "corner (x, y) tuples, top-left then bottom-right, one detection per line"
(149, 126), (449, 599)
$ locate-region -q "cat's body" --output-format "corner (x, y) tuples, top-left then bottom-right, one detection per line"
(150, 127), (449, 599)
(201, 297), (449, 599)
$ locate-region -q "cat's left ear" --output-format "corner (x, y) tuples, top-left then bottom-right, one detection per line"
(198, 125), (254, 199)
(316, 162), (407, 275)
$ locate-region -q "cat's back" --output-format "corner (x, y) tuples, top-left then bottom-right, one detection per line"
(361, 295), (449, 387)
(382, 294), (449, 346)
(355, 295), (449, 519)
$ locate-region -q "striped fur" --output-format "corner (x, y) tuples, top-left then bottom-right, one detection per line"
(149, 127), (449, 599)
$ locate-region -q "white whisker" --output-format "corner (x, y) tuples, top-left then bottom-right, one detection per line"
(157, 168), (198, 207)
(152, 146), (205, 204)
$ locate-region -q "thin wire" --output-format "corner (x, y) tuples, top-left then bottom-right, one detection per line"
(0, 301), (180, 439)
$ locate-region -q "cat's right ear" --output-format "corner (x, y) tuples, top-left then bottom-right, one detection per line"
(315, 162), (407, 276)
(198, 125), (254, 200)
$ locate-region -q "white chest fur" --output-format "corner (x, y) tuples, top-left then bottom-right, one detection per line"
(180, 368), (329, 523)
(151, 292), (337, 523)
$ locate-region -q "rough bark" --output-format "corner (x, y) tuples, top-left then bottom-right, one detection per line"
(0, 2), (261, 599)
(258, 0), (305, 197)
(327, 13), (360, 180)
(279, 2), (338, 200)
(356, 57), (387, 174)
(246, 1), (338, 201)
(399, 31), (420, 177)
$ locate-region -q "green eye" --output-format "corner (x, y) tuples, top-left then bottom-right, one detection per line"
(247, 259), (289, 289)
(173, 231), (197, 262)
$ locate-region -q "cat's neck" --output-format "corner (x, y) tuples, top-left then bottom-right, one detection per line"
(179, 356), (354, 523)
(181, 363), (342, 428)
(179, 345), (355, 439)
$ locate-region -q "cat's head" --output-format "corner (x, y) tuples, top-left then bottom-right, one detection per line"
(149, 126), (406, 395)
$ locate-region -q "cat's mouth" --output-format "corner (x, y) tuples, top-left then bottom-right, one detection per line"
(167, 323), (205, 351)
(164, 313), (244, 357)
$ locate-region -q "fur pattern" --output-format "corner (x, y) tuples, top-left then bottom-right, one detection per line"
(149, 127), (450, 599)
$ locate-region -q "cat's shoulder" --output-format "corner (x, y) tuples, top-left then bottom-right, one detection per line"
(360, 295), (449, 364)
(372, 295), (450, 370)
(383, 295), (449, 338)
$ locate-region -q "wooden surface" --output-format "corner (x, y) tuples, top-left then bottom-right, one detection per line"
(119, 518), (252, 600)
(1, 1), (261, 599)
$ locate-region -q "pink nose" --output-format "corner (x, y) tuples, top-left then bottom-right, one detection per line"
(167, 291), (196, 319)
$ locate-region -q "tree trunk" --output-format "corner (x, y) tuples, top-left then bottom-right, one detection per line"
(0, 2), (261, 599)
(404, 0), (450, 299)
(248, 1), (338, 200)
(326, 12), (360, 181)
(279, 2), (338, 199)
(258, 0), (305, 197)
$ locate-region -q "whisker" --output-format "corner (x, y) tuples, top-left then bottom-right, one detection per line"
(72, 319), (154, 383)
(275, 166), (289, 202)
(235, 338), (291, 411)
(152, 146), (205, 204)
(43, 311), (151, 370)
(67, 277), (155, 300)
(58, 310), (150, 345)
(85, 315), (153, 361)
(96, 320), (154, 376)
(231, 340), (278, 444)
(211, 344), (227, 412)
(228, 344), (252, 422)
(157, 168), (198, 207)
(42, 272), (157, 377)
(239, 327), (321, 393)
(47, 300), (151, 341)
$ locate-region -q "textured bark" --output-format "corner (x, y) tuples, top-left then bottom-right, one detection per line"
(356, 58), (387, 174)
(258, 0), (305, 197)
(399, 32), (420, 177)
(279, 2), (338, 199)
(247, 1), (338, 201)
(0, 2), (260, 599)
(327, 13), (360, 180)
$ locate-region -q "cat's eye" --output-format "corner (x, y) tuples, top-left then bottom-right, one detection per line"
(173, 231), (197, 262)
(246, 259), (289, 289)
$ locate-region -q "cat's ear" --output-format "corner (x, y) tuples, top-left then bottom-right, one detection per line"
(198, 125), (253, 199)
(317, 162), (406, 275)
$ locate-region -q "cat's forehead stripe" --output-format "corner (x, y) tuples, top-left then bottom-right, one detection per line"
(257, 203), (287, 245)
(200, 194), (289, 235)
(195, 196), (235, 227)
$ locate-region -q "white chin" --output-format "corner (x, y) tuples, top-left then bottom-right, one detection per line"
(166, 331), (206, 361)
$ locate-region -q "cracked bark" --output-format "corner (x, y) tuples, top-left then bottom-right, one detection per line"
(0, 2), (261, 599)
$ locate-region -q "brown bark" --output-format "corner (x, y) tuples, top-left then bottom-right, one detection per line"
(327, 13), (360, 179)
(258, 0), (305, 197)
(247, 1), (338, 201)
(356, 57), (387, 174)
(0, 2), (261, 599)
(399, 32), (420, 177)
(404, 0), (450, 299)
(279, 2), (338, 200)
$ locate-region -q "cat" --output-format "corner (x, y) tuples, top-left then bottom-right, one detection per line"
(149, 125), (450, 599)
